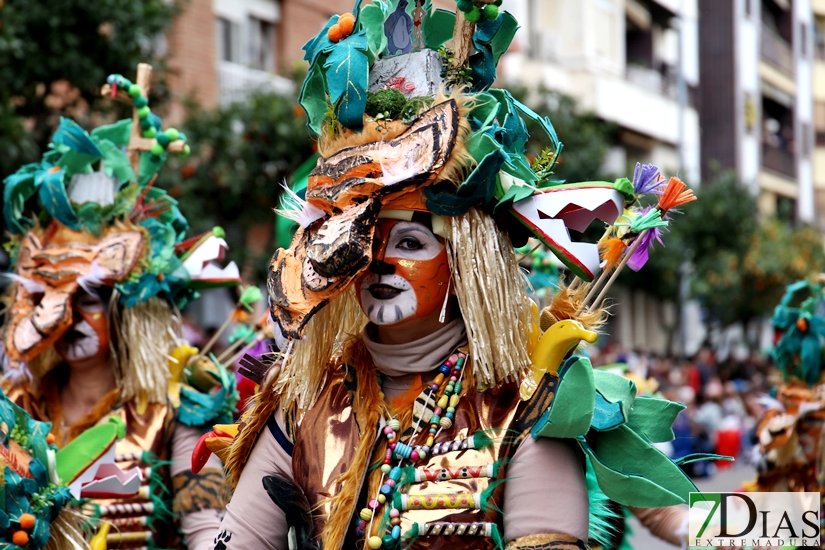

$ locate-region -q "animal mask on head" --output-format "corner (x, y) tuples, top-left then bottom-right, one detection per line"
(5, 226), (144, 367)
(268, 100), (459, 338)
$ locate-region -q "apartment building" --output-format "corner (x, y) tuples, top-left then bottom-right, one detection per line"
(165, 0), (354, 123)
(699, 0), (816, 224)
(814, 0), (825, 228)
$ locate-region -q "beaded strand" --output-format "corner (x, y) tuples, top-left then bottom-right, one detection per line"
(356, 352), (468, 550)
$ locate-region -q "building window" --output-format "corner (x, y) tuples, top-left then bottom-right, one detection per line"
(814, 102), (825, 146)
(249, 17), (276, 72)
(217, 17), (241, 63)
(815, 16), (825, 60)
(762, 95), (796, 177)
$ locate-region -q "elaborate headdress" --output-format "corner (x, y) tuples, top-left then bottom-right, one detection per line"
(267, 0), (692, 409)
(771, 278), (825, 387)
(2, 65), (240, 403)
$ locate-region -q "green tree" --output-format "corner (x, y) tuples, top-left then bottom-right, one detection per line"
(516, 88), (618, 183)
(157, 92), (314, 283)
(0, 0), (178, 178)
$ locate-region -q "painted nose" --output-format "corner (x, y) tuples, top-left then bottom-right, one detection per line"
(369, 260), (396, 275)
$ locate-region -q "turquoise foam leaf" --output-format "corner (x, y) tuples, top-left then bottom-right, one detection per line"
(303, 16), (338, 63)
(3, 164), (39, 234)
(324, 31), (370, 129)
(52, 118), (103, 157)
(299, 61), (329, 136)
(360, 4), (388, 57)
(35, 168), (81, 230)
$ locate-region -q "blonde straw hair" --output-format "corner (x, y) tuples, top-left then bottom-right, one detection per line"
(109, 293), (180, 405)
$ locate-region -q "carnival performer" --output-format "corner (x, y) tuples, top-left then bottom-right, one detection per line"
(212, 2), (703, 549)
(745, 277), (825, 542)
(1, 65), (240, 550)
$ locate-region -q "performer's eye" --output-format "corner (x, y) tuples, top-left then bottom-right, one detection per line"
(397, 236), (423, 251)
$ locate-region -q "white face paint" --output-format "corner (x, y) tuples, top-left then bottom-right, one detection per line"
(56, 292), (106, 363)
(355, 220), (448, 326)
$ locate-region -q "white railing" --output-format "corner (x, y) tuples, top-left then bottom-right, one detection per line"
(217, 61), (294, 104)
(625, 64), (678, 100)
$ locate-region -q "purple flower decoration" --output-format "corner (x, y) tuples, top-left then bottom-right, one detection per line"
(627, 206), (668, 271)
(632, 163), (665, 196)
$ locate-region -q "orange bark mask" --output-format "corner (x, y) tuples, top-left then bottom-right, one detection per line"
(268, 100), (459, 338)
(5, 226), (143, 368)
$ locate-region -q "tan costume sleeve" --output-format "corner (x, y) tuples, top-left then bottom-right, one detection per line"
(628, 504), (688, 547)
(502, 436), (590, 543)
(171, 424), (225, 550)
(214, 414), (294, 550)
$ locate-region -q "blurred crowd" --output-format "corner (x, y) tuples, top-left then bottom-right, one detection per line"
(591, 344), (772, 479)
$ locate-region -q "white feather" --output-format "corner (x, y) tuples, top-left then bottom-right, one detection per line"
(1, 273), (45, 294)
(76, 261), (107, 296)
(277, 181), (325, 228)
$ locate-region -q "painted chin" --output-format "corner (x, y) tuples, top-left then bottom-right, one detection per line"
(358, 274), (418, 326)
(57, 321), (101, 362)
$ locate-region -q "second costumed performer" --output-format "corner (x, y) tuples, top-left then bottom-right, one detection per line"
(216, 1), (709, 549)
(1, 67), (240, 550)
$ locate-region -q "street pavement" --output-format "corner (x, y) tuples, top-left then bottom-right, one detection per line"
(624, 464), (757, 549)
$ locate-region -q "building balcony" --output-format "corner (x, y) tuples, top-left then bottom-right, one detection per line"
(217, 61), (294, 105)
(762, 143), (796, 178)
(761, 24), (794, 77)
(625, 64), (677, 101)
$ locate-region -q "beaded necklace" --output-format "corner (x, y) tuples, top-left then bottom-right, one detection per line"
(355, 351), (467, 549)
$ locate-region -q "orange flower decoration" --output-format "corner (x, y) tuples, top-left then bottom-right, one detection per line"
(599, 237), (626, 270)
(658, 177), (696, 212)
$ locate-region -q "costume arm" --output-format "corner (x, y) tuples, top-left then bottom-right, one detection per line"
(502, 436), (589, 548)
(213, 414), (294, 550)
(171, 424), (225, 550)
(628, 504), (688, 547)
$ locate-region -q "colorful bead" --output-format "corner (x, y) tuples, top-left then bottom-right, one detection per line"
(381, 464), (391, 474)
(449, 394), (460, 408)
(378, 494), (387, 504)
(388, 419), (401, 431)
(360, 508), (373, 521)
(384, 426), (394, 435)
(389, 467), (402, 481)
(368, 536), (382, 549)
(410, 450), (420, 461)
(390, 509), (400, 518)
(440, 417), (453, 429)
(392, 525), (401, 539)
(380, 485), (393, 496)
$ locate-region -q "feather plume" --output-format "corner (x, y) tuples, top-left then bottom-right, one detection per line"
(76, 261), (107, 296)
(1, 273), (46, 294)
(658, 177), (696, 211)
(599, 238), (626, 270)
(277, 181), (325, 228)
(262, 475), (320, 550)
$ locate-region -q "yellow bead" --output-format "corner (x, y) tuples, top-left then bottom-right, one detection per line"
(426, 436), (434, 447)
(437, 395), (448, 409)
(440, 417), (453, 429)
(368, 536), (383, 549)
(360, 508), (373, 521)
(434, 373), (444, 385)
(378, 494), (386, 504)
(449, 394), (460, 408)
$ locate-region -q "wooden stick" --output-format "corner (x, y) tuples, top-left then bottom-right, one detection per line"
(576, 268), (611, 315)
(451, 9), (475, 69)
(127, 63), (154, 176)
(587, 232), (647, 312)
(198, 313), (235, 359)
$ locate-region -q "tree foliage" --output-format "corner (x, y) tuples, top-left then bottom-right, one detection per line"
(157, 92), (315, 283)
(0, 0), (178, 178)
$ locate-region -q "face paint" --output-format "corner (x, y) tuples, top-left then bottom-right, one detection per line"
(55, 291), (110, 364)
(355, 220), (450, 326)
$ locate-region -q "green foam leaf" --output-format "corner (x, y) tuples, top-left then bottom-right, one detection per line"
(91, 119), (133, 147)
(626, 396), (686, 443)
(531, 356), (595, 439)
(423, 9), (456, 50)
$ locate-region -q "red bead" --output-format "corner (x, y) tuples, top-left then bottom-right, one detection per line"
(410, 450), (420, 460)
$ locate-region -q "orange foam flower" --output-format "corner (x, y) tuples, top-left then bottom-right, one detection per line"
(658, 177), (696, 212)
(599, 237), (626, 270)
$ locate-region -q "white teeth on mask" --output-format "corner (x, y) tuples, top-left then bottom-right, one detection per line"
(511, 187), (624, 279)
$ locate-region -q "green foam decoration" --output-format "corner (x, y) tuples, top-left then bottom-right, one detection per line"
(35, 168), (82, 230)
(613, 177), (634, 201)
(299, 61), (330, 136)
(625, 396), (685, 443)
(55, 416), (126, 484)
(91, 119), (133, 147)
(423, 9), (456, 50)
(360, 4), (388, 57)
(592, 392), (625, 431)
(582, 424), (697, 507)
(592, 370), (637, 425)
(96, 137), (136, 183)
(531, 356), (595, 439)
